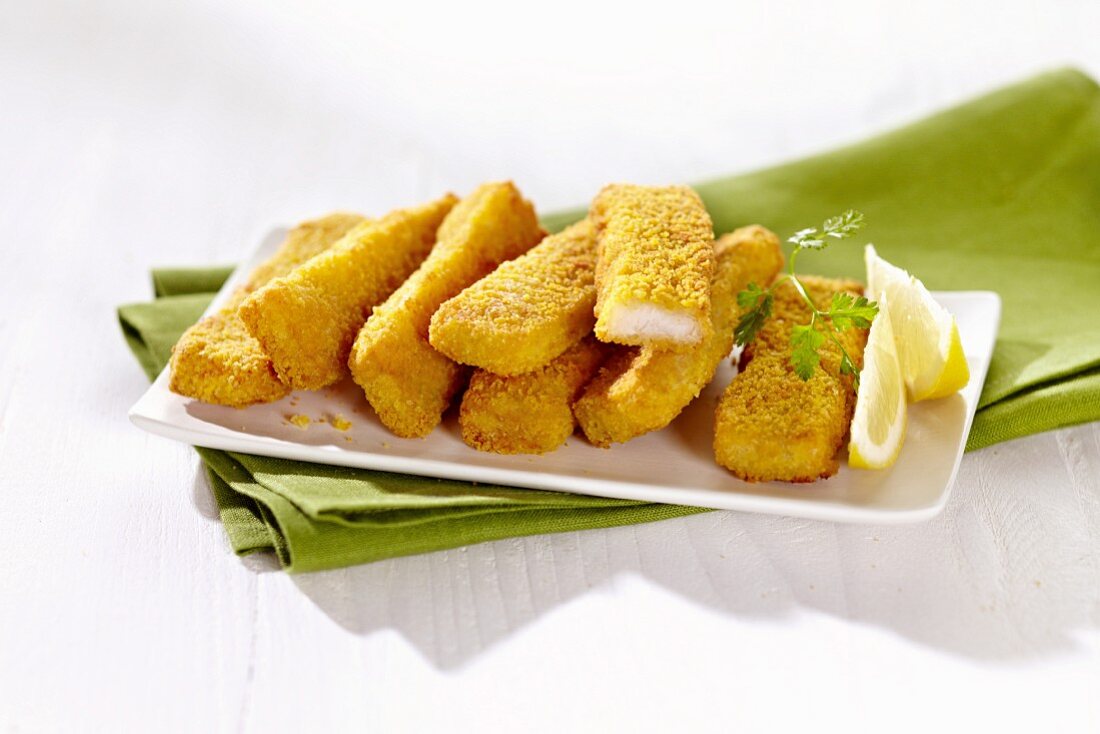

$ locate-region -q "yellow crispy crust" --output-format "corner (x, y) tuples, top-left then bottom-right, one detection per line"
(591, 184), (714, 349)
(713, 276), (869, 483)
(460, 337), (609, 454)
(428, 219), (597, 375)
(349, 182), (545, 438)
(238, 196), (458, 391)
(575, 226), (784, 446)
(168, 212), (365, 407)
(245, 213), (367, 293)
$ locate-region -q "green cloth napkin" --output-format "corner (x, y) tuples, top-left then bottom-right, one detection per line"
(118, 284), (704, 571)
(120, 68), (1100, 572)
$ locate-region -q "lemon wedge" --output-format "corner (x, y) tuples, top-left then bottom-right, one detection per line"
(865, 245), (969, 401)
(848, 291), (908, 469)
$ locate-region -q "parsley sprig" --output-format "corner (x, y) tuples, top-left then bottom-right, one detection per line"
(734, 210), (878, 390)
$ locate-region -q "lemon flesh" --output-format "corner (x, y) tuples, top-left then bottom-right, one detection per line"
(865, 245), (969, 401)
(848, 291), (908, 469)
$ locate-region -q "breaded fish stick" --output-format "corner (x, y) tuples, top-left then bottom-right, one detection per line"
(428, 219), (597, 375)
(349, 182), (544, 438)
(238, 195), (458, 390)
(714, 276), (869, 483)
(591, 184), (714, 349)
(460, 337), (609, 454)
(169, 212), (365, 407)
(575, 226), (784, 446)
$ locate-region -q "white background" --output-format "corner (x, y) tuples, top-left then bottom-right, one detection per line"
(2, 1), (1100, 731)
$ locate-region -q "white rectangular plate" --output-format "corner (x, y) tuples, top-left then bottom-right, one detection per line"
(131, 228), (1000, 524)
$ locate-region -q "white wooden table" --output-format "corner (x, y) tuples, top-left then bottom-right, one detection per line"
(2, 2), (1099, 731)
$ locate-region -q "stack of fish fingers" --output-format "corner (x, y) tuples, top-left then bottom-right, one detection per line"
(167, 180), (866, 482)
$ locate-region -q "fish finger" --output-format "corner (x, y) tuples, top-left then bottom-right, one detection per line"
(591, 184), (714, 349)
(429, 219), (597, 375)
(349, 182), (544, 438)
(238, 195), (458, 390)
(713, 276), (868, 482)
(168, 212), (365, 406)
(460, 337), (609, 454)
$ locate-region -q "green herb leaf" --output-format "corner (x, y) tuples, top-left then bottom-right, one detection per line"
(839, 351), (861, 391)
(736, 282), (765, 310)
(789, 323), (825, 380)
(788, 209), (865, 251)
(822, 209), (865, 240)
(839, 351), (857, 376)
(827, 292), (878, 331)
(734, 283), (773, 347)
(787, 227), (825, 249)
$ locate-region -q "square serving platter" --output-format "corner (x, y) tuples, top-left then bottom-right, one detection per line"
(130, 227), (1001, 524)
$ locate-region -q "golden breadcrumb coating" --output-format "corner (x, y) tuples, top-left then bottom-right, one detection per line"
(349, 182), (545, 438)
(460, 337), (609, 454)
(428, 219), (597, 375)
(245, 213), (367, 292)
(169, 212), (365, 407)
(238, 195), (458, 391)
(591, 184), (714, 349)
(714, 276), (869, 483)
(575, 226), (784, 447)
